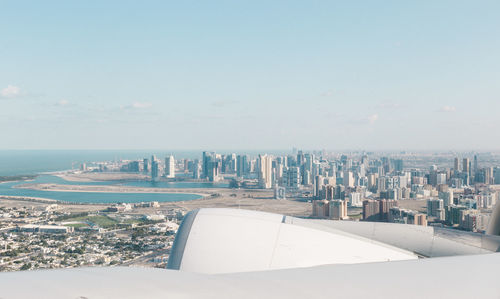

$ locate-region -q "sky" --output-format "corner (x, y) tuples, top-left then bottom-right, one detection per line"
(0, 0), (499, 151)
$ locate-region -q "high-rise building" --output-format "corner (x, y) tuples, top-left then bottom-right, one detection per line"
(349, 192), (363, 207)
(485, 167), (494, 185)
(494, 167), (500, 184)
(302, 170), (311, 185)
(202, 151), (216, 179)
(208, 161), (220, 182)
(192, 159), (201, 179)
(258, 154), (273, 189)
(436, 173), (447, 185)
(343, 171), (354, 187)
(124, 161), (140, 172)
(446, 205), (468, 226)
(165, 155), (175, 178)
(143, 158), (149, 173)
(236, 155), (249, 177)
(379, 199), (398, 221)
(286, 167), (300, 189)
(314, 175), (324, 198)
(393, 159), (404, 172)
(454, 157), (460, 171)
(427, 199), (445, 220)
(408, 213), (427, 226)
(297, 151), (305, 167)
(439, 191), (454, 207)
(151, 155), (159, 181)
(463, 158), (470, 174)
(362, 200), (380, 221)
(329, 200), (347, 220)
(312, 200), (329, 218)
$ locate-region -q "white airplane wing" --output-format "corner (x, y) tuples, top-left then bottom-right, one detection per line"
(1, 206), (500, 298)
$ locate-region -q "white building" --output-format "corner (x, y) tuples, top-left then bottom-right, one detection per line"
(344, 171), (354, 187)
(258, 154), (273, 189)
(165, 155), (175, 178)
(349, 192), (363, 207)
(18, 225), (73, 234)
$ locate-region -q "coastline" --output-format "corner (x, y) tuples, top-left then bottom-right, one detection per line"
(0, 195), (58, 204)
(14, 183), (211, 198)
(54, 172), (150, 182)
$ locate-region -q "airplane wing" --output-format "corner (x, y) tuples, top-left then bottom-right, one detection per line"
(1, 207), (500, 298)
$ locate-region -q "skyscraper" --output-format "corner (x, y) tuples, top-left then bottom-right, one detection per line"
(165, 155), (175, 178)
(236, 155), (249, 177)
(362, 200), (380, 221)
(379, 199), (398, 222)
(329, 200), (347, 220)
(427, 199), (445, 220)
(192, 159), (201, 179)
(343, 171), (354, 187)
(314, 175), (324, 198)
(151, 155), (159, 181)
(202, 151), (215, 179)
(258, 154), (273, 189)
(393, 159), (403, 172)
(463, 158), (470, 174)
(286, 167), (300, 189)
(208, 161), (220, 182)
(454, 157), (460, 171)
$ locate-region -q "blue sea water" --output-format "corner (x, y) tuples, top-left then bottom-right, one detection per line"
(0, 149), (226, 203)
(0, 175), (205, 204)
(0, 150), (234, 203)
(0, 150), (202, 176)
(0, 149), (288, 176)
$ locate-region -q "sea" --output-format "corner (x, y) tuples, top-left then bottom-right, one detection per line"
(0, 149), (289, 176)
(0, 150), (204, 176)
(0, 150), (231, 204)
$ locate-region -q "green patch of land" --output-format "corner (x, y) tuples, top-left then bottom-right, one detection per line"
(65, 215), (118, 228)
(122, 218), (143, 225)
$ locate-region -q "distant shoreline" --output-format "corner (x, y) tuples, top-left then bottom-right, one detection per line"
(0, 175), (37, 184)
(54, 171), (150, 182)
(14, 183), (211, 198)
(0, 195), (58, 204)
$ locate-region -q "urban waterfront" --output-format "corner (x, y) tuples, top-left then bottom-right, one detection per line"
(0, 175), (209, 204)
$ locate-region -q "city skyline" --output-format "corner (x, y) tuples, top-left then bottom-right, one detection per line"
(1, 1), (500, 150)
(2, 2), (500, 295)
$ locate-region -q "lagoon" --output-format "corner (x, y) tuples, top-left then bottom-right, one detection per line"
(0, 175), (211, 204)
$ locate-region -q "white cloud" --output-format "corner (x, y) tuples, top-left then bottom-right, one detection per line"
(211, 100), (238, 107)
(439, 105), (456, 112)
(56, 99), (69, 106)
(131, 102), (152, 109)
(377, 102), (402, 109)
(0, 85), (21, 98)
(367, 114), (379, 125)
(321, 90), (334, 97)
(121, 102), (153, 109)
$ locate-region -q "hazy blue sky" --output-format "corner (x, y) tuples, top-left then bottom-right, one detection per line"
(1, 1), (499, 150)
